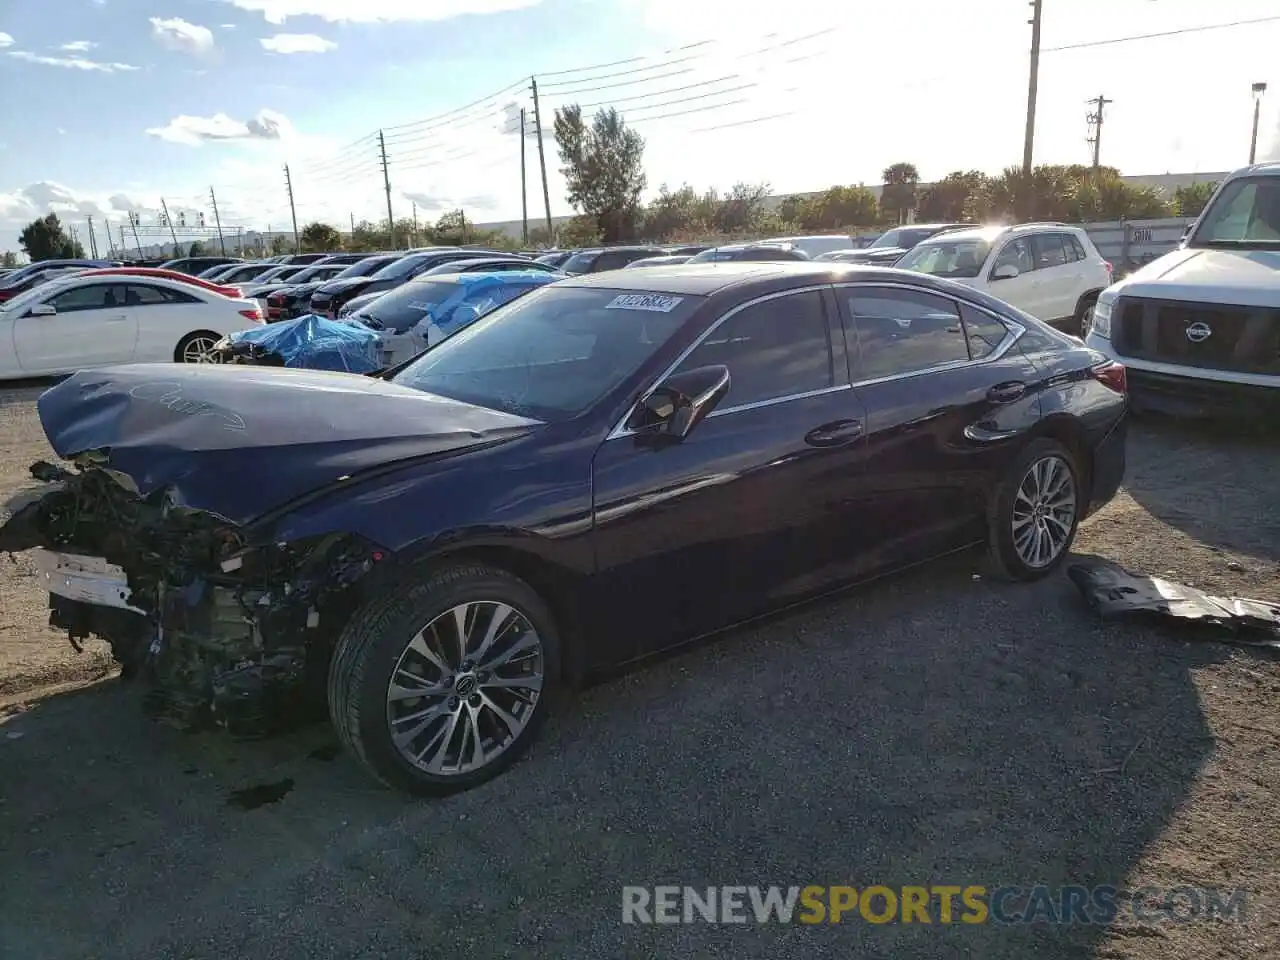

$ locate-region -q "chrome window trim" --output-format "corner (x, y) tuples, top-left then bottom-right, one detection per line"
(833, 281), (1026, 389)
(605, 284), (837, 440)
(605, 281), (1027, 440)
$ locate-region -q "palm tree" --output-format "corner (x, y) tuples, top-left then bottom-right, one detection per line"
(880, 162), (920, 224)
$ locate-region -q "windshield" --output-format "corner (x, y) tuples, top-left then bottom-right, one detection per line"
(1189, 176), (1280, 248)
(0, 276), (76, 313)
(391, 286), (701, 421)
(896, 239), (992, 278)
(872, 227), (938, 250)
(687, 248), (735, 262)
(369, 254), (434, 281)
(357, 279), (463, 332)
(336, 256), (398, 279)
(290, 264), (344, 284)
(561, 252), (599, 274)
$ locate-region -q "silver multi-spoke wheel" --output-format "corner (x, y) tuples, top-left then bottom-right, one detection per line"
(180, 334), (223, 363)
(386, 601), (544, 777)
(1011, 455), (1077, 568)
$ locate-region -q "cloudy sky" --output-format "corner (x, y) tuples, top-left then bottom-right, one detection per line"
(1, 0), (1278, 255)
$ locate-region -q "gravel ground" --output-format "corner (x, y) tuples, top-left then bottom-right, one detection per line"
(0, 384), (1278, 960)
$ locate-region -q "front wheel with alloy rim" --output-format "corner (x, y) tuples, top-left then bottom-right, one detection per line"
(175, 330), (225, 364)
(328, 563), (560, 795)
(985, 438), (1082, 581)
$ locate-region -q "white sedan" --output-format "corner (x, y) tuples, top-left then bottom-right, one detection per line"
(0, 274), (265, 379)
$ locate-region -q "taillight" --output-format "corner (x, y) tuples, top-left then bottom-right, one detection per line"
(1090, 360), (1126, 394)
(1103, 261), (1113, 277)
(239, 307), (264, 323)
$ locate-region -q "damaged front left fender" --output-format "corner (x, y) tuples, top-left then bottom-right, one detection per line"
(0, 460), (394, 736)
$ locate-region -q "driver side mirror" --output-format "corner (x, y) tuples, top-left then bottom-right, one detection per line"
(29, 303), (56, 317)
(628, 364), (731, 440)
(991, 264), (1020, 281)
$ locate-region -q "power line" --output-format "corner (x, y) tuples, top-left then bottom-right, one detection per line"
(1043, 14), (1280, 52)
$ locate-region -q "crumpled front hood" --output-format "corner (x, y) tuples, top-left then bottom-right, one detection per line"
(1115, 248), (1280, 308)
(37, 364), (540, 525)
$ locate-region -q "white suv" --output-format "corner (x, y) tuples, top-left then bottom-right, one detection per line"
(894, 223), (1113, 334)
(1084, 163), (1280, 419)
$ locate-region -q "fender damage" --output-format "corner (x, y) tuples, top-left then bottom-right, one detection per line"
(0, 365), (539, 735)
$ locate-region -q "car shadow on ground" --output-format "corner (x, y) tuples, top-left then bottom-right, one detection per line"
(1121, 415), (1280, 566)
(0, 550), (1228, 960)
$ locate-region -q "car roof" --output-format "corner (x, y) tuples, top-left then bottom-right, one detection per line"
(560, 261), (897, 295)
(424, 269), (559, 284)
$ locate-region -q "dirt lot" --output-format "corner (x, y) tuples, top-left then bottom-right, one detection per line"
(0, 383), (1277, 960)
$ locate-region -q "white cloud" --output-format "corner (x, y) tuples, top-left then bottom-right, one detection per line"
(222, 0), (542, 25)
(260, 33), (336, 54)
(220, 23), (237, 29)
(6, 50), (139, 72)
(57, 127), (67, 135)
(149, 16), (215, 54)
(0, 181), (132, 224)
(58, 40), (98, 52)
(146, 108), (293, 145)
(0, 33), (14, 48)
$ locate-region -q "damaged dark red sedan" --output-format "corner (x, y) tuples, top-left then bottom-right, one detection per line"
(0, 263), (1128, 795)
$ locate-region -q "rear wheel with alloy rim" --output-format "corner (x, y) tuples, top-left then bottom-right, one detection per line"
(985, 438), (1082, 581)
(175, 331), (224, 364)
(329, 563), (559, 795)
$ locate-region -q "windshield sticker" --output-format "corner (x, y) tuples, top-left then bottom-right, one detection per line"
(605, 293), (684, 313)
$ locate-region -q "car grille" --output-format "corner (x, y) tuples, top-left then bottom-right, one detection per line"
(1112, 297), (1280, 375)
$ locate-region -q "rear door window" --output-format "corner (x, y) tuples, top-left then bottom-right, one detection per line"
(1031, 234), (1069, 269)
(845, 288), (970, 379)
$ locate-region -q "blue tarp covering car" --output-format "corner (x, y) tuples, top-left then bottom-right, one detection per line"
(219, 313), (383, 373)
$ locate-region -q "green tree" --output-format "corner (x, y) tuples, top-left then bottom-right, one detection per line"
(270, 235), (288, 256)
(1173, 181), (1218, 217)
(19, 213), (84, 261)
(430, 209), (469, 246)
(880, 162), (920, 224)
(1, 251), (18, 267)
(188, 240), (208, 257)
(528, 226), (552, 248)
(917, 171), (987, 222)
(796, 185), (880, 230)
(558, 215), (602, 247)
(712, 182), (772, 235)
(643, 184), (709, 240)
(300, 221), (343, 252)
(554, 104), (647, 242)
(349, 219), (386, 251)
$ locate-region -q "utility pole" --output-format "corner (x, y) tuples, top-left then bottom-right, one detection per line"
(1021, 0), (1043, 211)
(530, 78), (554, 241)
(128, 212), (143, 259)
(159, 197), (180, 254)
(85, 216), (99, 258)
(1250, 82), (1268, 164)
(283, 164), (301, 254)
(208, 187), (227, 255)
(119, 224), (128, 260)
(520, 106), (529, 245)
(1086, 94), (1113, 172)
(378, 129), (395, 248)
(412, 201), (419, 245)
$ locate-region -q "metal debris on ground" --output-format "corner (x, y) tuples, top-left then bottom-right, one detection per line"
(1067, 557), (1280, 648)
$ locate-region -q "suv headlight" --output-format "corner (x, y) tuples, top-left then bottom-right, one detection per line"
(1089, 293), (1115, 338)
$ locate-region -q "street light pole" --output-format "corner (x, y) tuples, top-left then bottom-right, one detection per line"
(1249, 82), (1267, 164)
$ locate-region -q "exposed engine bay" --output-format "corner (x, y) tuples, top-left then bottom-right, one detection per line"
(0, 457), (385, 738)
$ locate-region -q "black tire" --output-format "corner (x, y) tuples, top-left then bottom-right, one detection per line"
(984, 438), (1083, 582)
(1071, 292), (1099, 337)
(328, 562), (561, 796)
(174, 330), (223, 364)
